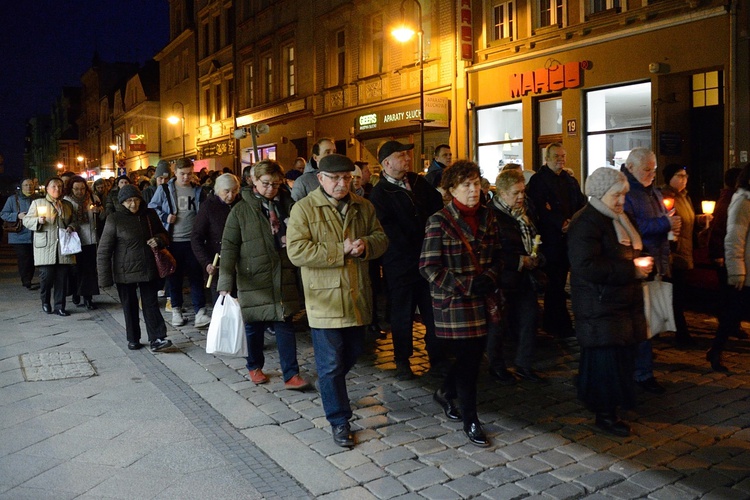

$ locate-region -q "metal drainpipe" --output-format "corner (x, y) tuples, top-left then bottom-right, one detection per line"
(728, 0), (737, 167)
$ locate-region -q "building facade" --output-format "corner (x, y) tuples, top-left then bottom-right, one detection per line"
(468, 0), (748, 198)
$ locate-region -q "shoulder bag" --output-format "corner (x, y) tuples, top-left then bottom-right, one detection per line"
(147, 214), (177, 278)
(451, 217), (503, 325)
(3, 195), (23, 233)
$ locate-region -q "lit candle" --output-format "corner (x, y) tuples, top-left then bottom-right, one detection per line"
(662, 198), (675, 212)
(36, 205), (48, 217)
(634, 256), (653, 269)
(701, 200), (716, 215)
(531, 235), (542, 258)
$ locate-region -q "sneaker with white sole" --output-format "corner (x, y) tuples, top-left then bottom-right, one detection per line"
(157, 289), (166, 298)
(151, 338), (173, 352)
(194, 308), (211, 328)
(172, 310), (187, 327)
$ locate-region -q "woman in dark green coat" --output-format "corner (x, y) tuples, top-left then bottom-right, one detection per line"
(218, 160), (310, 390)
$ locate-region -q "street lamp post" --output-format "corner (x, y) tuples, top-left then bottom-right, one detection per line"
(109, 144), (118, 173)
(168, 101), (186, 159)
(393, 0), (425, 166)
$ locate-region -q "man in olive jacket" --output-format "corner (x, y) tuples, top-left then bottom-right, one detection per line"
(287, 154), (388, 448)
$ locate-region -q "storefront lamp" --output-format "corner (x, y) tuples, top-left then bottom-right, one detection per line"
(392, 0), (425, 165)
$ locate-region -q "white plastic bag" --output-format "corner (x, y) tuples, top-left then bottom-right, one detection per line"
(58, 229), (82, 255)
(206, 295), (247, 356)
(643, 277), (676, 339)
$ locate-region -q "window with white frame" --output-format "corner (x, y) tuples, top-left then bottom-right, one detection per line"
(692, 71), (722, 108)
(538, 0), (563, 28)
(244, 61), (255, 109)
(477, 102), (524, 182)
(283, 44), (296, 97)
(586, 81), (651, 176)
(492, 1), (515, 41)
(263, 54), (273, 102)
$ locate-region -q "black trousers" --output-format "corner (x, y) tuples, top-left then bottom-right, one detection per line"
(116, 280), (167, 344)
(441, 337), (486, 426)
(71, 244), (100, 298)
(13, 243), (35, 286)
(388, 278), (445, 365)
(711, 285), (750, 356)
(38, 264), (71, 310)
(670, 268), (689, 339)
(542, 261), (573, 336)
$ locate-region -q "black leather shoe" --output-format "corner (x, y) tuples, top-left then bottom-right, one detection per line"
(433, 389), (461, 421)
(635, 377), (665, 394)
(54, 309), (70, 317)
(72, 295), (80, 306)
(84, 299), (97, 310)
(595, 414), (630, 437)
(489, 367), (517, 386)
(42, 304), (52, 314)
(515, 367), (544, 383)
(464, 421), (490, 447)
(332, 424), (354, 447)
(706, 349), (728, 372)
(368, 323), (387, 338)
(395, 363), (416, 381)
(128, 342), (143, 350)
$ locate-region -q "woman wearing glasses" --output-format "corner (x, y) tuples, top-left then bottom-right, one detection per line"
(218, 160), (311, 390)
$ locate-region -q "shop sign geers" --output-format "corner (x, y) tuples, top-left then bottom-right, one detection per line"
(510, 61), (589, 98)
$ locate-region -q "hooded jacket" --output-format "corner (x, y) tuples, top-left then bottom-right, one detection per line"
(290, 158), (320, 201)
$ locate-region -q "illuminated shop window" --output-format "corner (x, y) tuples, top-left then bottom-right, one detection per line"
(477, 102), (524, 182)
(585, 81), (651, 176)
(692, 71), (722, 108)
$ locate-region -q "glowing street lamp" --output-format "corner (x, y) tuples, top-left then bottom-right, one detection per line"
(392, 0), (425, 164)
(168, 101), (186, 159)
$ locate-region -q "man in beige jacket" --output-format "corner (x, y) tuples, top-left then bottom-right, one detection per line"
(287, 154), (388, 448)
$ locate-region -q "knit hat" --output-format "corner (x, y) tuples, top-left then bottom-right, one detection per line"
(378, 140), (414, 164)
(318, 154), (355, 173)
(118, 184), (143, 203)
(662, 163), (686, 184)
(155, 160), (171, 178)
(585, 167), (627, 199)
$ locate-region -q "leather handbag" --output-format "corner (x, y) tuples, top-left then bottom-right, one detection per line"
(3, 195), (23, 233)
(147, 215), (177, 278)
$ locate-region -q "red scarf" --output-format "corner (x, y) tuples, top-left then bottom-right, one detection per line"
(453, 198), (480, 236)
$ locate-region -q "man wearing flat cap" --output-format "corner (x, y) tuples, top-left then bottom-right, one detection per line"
(287, 153), (388, 448)
(369, 140), (447, 380)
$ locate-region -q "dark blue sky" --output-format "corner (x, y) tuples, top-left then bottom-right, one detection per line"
(0, 1), (170, 179)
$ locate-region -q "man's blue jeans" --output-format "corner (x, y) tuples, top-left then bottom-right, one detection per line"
(311, 326), (364, 427)
(167, 241), (206, 314)
(245, 319), (299, 382)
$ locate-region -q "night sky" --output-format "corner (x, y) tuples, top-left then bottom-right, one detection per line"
(0, 1), (170, 179)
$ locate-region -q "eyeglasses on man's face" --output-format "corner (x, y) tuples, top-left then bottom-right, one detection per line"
(320, 172), (353, 184)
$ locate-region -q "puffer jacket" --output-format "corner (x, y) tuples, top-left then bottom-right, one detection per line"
(23, 197), (78, 266)
(217, 187), (299, 322)
(1, 192), (36, 244)
(287, 187), (388, 328)
(568, 204), (648, 348)
(290, 158), (320, 201)
(725, 188), (750, 286)
(622, 166), (672, 276)
(97, 202), (169, 286)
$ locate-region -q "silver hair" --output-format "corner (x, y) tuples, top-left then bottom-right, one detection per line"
(214, 173), (240, 191)
(625, 147), (655, 169)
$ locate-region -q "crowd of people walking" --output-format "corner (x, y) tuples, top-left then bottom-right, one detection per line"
(3, 141), (748, 449)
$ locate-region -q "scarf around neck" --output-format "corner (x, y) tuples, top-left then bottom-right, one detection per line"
(493, 196), (535, 255)
(588, 196), (642, 251)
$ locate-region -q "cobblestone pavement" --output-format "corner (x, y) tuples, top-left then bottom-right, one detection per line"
(1, 239), (749, 499)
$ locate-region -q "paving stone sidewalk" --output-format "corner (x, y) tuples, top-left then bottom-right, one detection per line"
(1, 239), (750, 499)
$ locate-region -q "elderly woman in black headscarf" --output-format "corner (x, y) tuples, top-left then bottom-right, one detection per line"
(568, 167), (653, 437)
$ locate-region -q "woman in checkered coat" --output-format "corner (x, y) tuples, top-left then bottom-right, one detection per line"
(419, 160), (502, 448)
